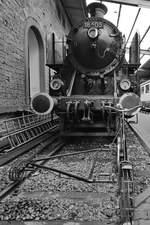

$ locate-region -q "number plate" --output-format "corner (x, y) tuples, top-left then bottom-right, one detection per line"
(84, 21), (103, 28)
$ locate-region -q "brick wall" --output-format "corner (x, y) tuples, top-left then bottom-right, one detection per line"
(0, 0), (70, 113)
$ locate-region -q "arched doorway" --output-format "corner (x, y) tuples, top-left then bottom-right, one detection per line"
(28, 27), (41, 97)
(25, 21), (45, 106)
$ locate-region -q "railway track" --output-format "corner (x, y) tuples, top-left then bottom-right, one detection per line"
(3, 108), (150, 225)
(0, 140), (133, 224)
(0, 108), (140, 224)
(0, 138), (119, 223)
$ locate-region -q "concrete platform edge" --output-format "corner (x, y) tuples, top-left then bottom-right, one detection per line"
(128, 121), (150, 208)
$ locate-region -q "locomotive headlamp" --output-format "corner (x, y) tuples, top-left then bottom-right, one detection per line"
(88, 27), (98, 39)
(50, 79), (63, 91)
(120, 79), (131, 91)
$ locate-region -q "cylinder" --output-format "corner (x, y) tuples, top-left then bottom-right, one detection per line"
(31, 92), (57, 115)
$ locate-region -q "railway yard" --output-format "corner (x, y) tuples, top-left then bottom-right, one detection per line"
(1, 0), (150, 224)
(0, 112), (149, 225)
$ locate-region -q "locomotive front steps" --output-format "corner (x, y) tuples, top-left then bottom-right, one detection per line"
(61, 132), (115, 137)
(62, 122), (116, 136)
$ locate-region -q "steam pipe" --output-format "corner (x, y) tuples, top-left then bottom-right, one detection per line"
(31, 92), (58, 115)
(66, 70), (76, 96)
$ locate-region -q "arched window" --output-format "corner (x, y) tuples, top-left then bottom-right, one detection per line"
(25, 20), (45, 105)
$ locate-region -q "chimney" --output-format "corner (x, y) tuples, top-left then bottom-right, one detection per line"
(87, 2), (108, 18)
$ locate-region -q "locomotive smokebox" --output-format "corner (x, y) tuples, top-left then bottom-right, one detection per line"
(87, 2), (108, 18)
(67, 1), (125, 76)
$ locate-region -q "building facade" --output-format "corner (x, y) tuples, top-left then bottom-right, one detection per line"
(0, 0), (70, 114)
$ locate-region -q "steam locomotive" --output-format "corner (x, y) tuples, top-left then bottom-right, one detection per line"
(31, 2), (141, 136)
